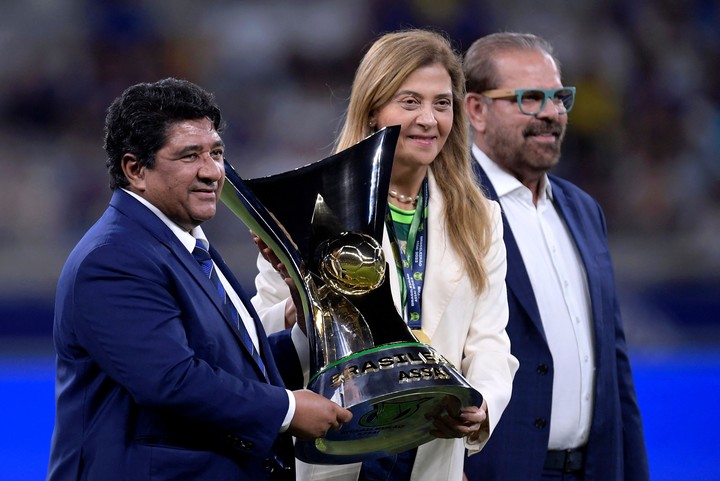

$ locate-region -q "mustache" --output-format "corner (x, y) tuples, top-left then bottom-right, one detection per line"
(193, 180), (220, 191)
(523, 120), (564, 137)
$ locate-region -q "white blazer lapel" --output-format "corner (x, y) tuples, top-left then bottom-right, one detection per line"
(420, 172), (463, 341)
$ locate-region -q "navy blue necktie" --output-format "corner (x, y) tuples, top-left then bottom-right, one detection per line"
(192, 240), (267, 380)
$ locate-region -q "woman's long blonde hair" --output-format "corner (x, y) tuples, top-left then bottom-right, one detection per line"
(335, 29), (494, 294)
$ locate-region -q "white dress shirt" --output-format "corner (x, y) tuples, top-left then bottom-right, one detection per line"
(473, 146), (595, 449)
(122, 189), (295, 430)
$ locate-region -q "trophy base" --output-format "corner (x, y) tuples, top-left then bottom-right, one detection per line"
(295, 342), (482, 464)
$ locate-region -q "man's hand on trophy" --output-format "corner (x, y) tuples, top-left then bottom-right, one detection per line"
(427, 396), (489, 440)
(289, 389), (353, 439)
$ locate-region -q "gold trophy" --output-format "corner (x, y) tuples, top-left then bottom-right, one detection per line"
(221, 126), (482, 464)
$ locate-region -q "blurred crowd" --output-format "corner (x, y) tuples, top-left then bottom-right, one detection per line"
(1, 0), (718, 344)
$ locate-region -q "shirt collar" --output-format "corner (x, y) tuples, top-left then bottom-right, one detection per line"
(471, 144), (553, 201)
(121, 188), (208, 253)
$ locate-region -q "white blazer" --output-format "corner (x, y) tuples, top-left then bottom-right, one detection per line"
(251, 172), (518, 481)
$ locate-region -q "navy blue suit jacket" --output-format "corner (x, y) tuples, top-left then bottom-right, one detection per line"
(466, 162), (648, 480)
(48, 189), (302, 481)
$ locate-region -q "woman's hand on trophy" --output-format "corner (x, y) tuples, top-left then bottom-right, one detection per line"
(284, 283), (307, 333)
(252, 232), (287, 276)
(427, 396), (488, 440)
(283, 298), (298, 330)
(251, 232), (304, 330)
(461, 400), (490, 443)
(289, 389), (353, 439)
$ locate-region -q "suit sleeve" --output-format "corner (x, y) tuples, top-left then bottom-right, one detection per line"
(595, 203), (650, 480)
(613, 298), (650, 480)
(268, 328), (305, 391)
(69, 243), (289, 456)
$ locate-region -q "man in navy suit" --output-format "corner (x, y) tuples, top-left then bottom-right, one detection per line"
(462, 33), (648, 480)
(47, 78), (351, 481)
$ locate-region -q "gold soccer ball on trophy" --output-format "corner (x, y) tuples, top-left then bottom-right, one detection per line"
(318, 232), (386, 296)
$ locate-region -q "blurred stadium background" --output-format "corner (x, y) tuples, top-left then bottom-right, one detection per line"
(1, 0), (718, 479)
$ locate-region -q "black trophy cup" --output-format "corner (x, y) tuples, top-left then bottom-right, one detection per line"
(221, 126), (482, 464)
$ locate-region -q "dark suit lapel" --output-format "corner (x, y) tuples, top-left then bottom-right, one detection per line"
(177, 245), (252, 354)
(112, 190), (229, 316)
(111, 190), (269, 380)
(548, 177), (605, 349)
(211, 247), (280, 384)
(471, 158), (546, 339)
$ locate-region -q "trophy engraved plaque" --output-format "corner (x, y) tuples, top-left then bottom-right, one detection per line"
(220, 126), (482, 464)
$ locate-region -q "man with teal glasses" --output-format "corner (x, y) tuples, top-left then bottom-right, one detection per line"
(462, 32), (649, 481)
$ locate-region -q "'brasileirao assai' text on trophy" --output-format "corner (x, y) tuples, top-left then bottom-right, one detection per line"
(220, 126), (482, 464)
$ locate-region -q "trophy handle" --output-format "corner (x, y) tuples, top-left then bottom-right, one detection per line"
(221, 160), (313, 324)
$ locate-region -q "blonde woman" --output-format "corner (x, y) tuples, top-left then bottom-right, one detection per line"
(252, 29), (518, 481)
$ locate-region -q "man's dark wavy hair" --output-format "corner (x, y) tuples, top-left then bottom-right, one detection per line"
(103, 78), (225, 190)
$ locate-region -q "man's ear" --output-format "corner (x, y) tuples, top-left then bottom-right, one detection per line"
(464, 93), (489, 134)
(121, 154), (146, 192)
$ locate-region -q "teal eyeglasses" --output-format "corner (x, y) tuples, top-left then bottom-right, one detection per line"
(481, 87), (576, 115)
